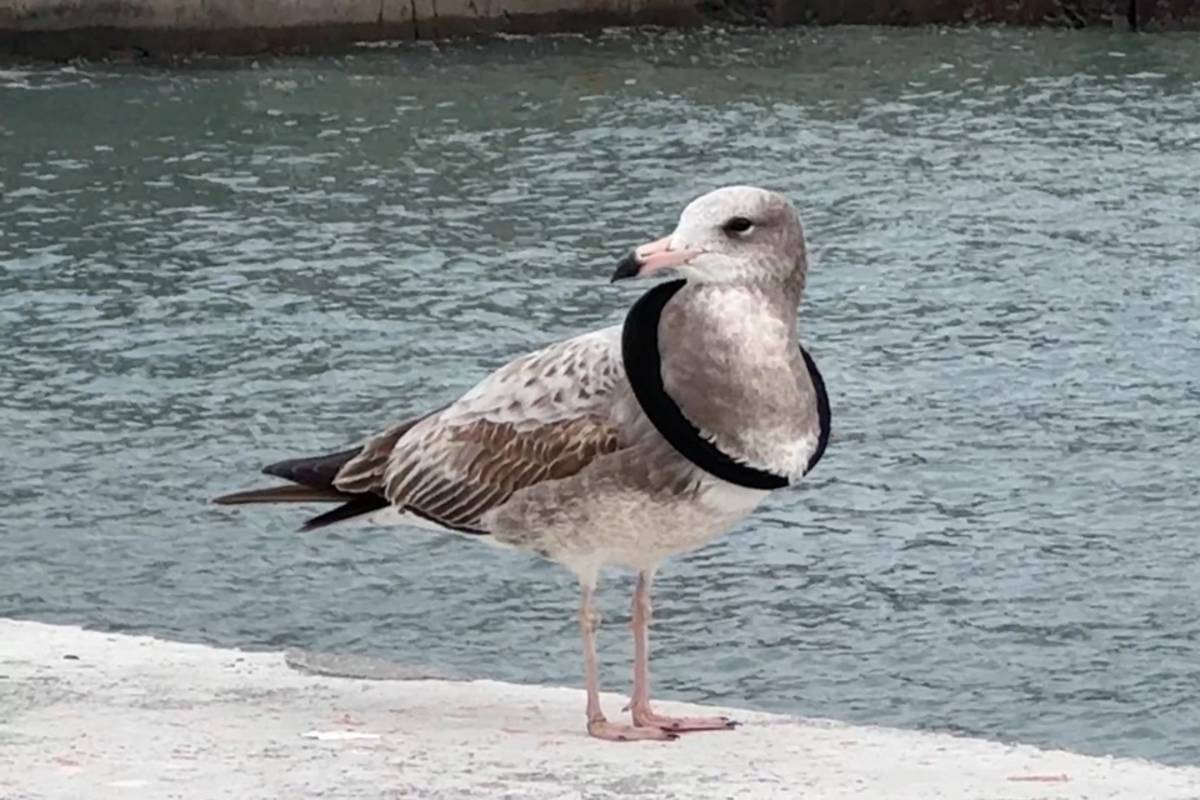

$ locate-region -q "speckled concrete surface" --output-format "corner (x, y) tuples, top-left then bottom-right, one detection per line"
(1, 619), (1197, 800)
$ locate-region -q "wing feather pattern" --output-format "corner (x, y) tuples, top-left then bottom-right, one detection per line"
(333, 329), (627, 534)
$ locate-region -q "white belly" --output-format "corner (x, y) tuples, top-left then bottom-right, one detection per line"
(358, 470), (770, 583)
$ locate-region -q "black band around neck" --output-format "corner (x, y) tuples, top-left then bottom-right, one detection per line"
(800, 346), (830, 475)
(621, 279), (830, 490)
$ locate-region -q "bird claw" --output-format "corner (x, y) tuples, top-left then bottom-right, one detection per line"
(630, 709), (739, 732)
(588, 719), (677, 742)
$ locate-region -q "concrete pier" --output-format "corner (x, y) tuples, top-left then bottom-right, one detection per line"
(0, 0), (702, 59)
(2, 0), (1200, 59)
(2, 619), (1198, 799)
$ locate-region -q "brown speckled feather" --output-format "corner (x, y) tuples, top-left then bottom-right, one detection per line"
(333, 410), (444, 494)
(332, 329), (628, 534)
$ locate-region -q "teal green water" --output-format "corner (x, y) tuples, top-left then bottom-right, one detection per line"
(2, 27), (1199, 765)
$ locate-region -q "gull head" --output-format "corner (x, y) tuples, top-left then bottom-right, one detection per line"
(612, 185), (807, 289)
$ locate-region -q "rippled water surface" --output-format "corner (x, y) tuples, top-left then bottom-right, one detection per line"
(2, 27), (1199, 765)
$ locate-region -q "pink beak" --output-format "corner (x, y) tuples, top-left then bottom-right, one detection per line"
(611, 235), (702, 282)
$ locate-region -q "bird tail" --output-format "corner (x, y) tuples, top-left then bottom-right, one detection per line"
(212, 446), (387, 531)
(211, 412), (435, 531)
(211, 484), (347, 505)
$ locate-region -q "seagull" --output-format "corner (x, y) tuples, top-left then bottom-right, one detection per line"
(213, 185), (830, 742)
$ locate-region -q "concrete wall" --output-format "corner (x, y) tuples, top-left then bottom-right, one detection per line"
(1, 0), (1198, 59)
(0, 0), (705, 59)
(770, 0), (1195, 27)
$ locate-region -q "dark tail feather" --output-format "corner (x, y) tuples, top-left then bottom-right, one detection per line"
(212, 484), (347, 505)
(213, 446), (388, 530)
(214, 429), (421, 529)
(300, 494), (391, 531)
(213, 446), (362, 506)
(261, 447), (363, 488)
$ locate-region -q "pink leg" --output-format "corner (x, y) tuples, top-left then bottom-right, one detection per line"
(579, 582), (676, 742)
(628, 571), (738, 733)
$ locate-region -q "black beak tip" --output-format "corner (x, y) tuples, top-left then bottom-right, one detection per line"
(611, 252), (641, 283)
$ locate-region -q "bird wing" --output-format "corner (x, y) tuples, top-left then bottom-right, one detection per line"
(333, 327), (628, 533)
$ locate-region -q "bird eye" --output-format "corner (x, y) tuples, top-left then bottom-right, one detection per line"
(723, 216), (754, 235)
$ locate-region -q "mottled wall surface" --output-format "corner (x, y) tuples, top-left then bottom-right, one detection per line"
(0, 0), (703, 59)
(1, 0), (1198, 61)
(771, 0), (1195, 27)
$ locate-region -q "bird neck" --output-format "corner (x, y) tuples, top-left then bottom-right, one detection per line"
(652, 281), (811, 479)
